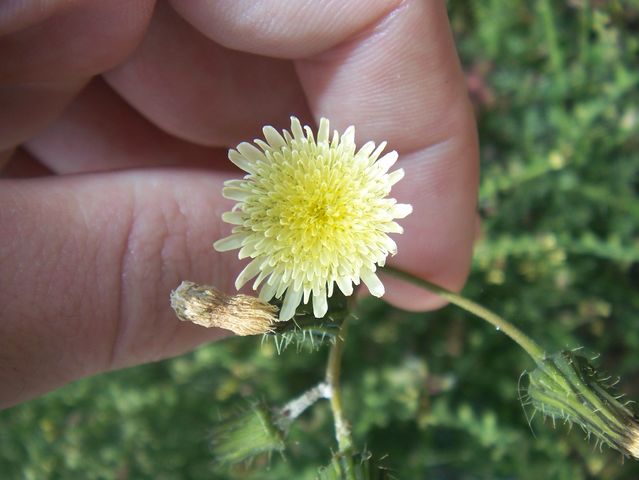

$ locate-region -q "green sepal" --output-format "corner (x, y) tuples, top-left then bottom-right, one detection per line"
(525, 350), (639, 458)
(265, 290), (351, 353)
(317, 450), (393, 480)
(210, 400), (286, 467)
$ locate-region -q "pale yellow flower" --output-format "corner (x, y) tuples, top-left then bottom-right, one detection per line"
(214, 117), (412, 321)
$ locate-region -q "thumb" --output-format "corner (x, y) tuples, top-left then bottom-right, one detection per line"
(0, 170), (235, 408)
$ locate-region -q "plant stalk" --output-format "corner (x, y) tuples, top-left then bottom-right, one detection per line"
(383, 266), (545, 361)
(325, 316), (354, 453)
(275, 382), (330, 430)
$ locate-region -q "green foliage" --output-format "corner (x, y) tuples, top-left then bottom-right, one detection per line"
(2, 0), (639, 478)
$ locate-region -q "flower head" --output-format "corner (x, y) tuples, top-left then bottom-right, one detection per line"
(214, 117), (412, 321)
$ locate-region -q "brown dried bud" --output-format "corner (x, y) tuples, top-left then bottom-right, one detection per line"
(170, 281), (278, 336)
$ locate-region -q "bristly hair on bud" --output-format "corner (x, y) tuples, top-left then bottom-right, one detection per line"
(522, 350), (639, 459)
(210, 400), (286, 467)
(170, 281), (277, 336)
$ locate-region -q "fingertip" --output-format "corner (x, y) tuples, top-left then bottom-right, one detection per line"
(0, 0), (155, 84)
(379, 141), (478, 313)
(170, 0), (400, 58)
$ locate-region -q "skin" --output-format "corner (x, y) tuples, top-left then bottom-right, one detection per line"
(0, 0), (479, 408)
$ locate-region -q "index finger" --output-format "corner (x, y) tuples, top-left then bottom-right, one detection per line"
(296, 0), (479, 310)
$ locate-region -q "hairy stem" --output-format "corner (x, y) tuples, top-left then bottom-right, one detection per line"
(275, 382), (330, 430)
(326, 316), (354, 454)
(383, 266), (545, 361)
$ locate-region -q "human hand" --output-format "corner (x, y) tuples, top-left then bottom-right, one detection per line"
(0, 0), (478, 408)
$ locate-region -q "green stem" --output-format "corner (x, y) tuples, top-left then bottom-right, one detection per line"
(383, 266), (545, 361)
(325, 316), (354, 454)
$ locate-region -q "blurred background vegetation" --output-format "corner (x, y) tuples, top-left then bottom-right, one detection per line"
(2, 0), (639, 478)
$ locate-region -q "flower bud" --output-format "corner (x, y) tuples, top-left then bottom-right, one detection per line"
(211, 401), (285, 466)
(525, 350), (639, 458)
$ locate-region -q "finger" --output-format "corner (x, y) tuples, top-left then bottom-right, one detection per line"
(0, 148), (14, 170)
(0, 148), (52, 178)
(0, 0), (154, 84)
(173, 0), (479, 310)
(105, 2), (311, 147)
(297, 0), (478, 310)
(26, 78), (231, 174)
(0, 0), (75, 35)
(169, 0), (398, 58)
(0, 170), (239, 408)
(296, 1), (472, 150)
(0, 80), (86, 152)
(0, 0), (155, 154)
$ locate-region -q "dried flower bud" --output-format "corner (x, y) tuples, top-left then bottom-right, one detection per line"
(170, 281), (277, 336)
(211, 401), (285, 466)
(525, 350), (639, 458)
